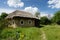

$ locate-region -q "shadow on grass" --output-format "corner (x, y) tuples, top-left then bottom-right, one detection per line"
(16, 25), (44, 28)
(35, 25), (44, 28)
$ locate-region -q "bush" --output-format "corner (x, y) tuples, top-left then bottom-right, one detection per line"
(0, 28), (21, 40)
(51, 11), (60, 25)
(40, 16), (52, 25)
(0, 20), (9, 30)
(56, 20), (60, 25)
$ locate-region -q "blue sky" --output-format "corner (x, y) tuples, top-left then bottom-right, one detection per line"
(0, 0), (60, 17)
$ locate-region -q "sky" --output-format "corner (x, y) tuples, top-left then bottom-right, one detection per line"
(0, 0), (60, 17)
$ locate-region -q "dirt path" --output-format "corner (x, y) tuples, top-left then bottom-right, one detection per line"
(41, 29), (47, 40)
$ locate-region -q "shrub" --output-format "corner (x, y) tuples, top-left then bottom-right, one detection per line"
(0, 20), (9, 30)
(51, 11), (60, 25)
(0, 28), (21, 40)
(40, 16), (52, 25)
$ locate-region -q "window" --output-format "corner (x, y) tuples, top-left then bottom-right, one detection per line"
(20, 20), (24, 25)
(28, 20), (32, 24)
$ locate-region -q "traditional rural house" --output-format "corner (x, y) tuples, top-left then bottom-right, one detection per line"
(6, 10), (40, 28)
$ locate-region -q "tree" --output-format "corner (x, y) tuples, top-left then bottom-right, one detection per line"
(0, 12), (8, 29)
(0, 12), (8, 20)
(52, 11), (60, 24)
(35, 12), (40, 18)
(40, 16), (51, 25)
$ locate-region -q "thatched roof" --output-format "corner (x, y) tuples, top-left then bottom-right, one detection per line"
(6, 10), (38, 19)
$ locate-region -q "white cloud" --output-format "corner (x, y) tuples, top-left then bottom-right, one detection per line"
(24, 6), (38, 15)
(24, 6), (53, 18)
(48, 0), (60, 8)
(7, 0), (24, 8)
(0, 8), (15, 15)
(40, 12), (48, 17)
(40, 12), (53, 18)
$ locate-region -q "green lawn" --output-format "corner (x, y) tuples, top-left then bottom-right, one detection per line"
(0, 27), (42, 40)
(41, 25), (60, 40)
(0, 25), (60, 40)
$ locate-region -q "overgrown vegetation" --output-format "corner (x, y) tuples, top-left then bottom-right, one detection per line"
(51, 11), (60, 25)
(0, 12), (8, 30)
(0, 27), (42, 40)
(40, 16), (52, 25)
(0, 12), (8, 20)
(41, 25), (60, 40)
(40, 11), (60, 25)
(0, 25), (60, 40)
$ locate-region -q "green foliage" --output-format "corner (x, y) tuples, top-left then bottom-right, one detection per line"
(40, 16), (51, 25)
(0, 19), (9, 30)
(0, 12), (8, 20)
(52, 11), (60, 24)
(42, 25), (60, 40)
(35, 12), (40, 17)
(0, 27), (42, 40)
(0, 25), (60, 40)
(18, 33), (25, 40)
(0, 28), (21, 40)
(0, 12), (8, 30)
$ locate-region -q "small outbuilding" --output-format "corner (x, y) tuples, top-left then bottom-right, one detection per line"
(6, 10), (40, 28)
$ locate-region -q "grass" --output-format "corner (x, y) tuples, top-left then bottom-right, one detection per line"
(0, 27), (42, 40)
(16, 27), (42, 40)
(0, 25), (60, 40)
(41, 25), (60, 40)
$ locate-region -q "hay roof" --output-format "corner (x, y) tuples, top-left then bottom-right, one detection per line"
(6, 10), (38, 19)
